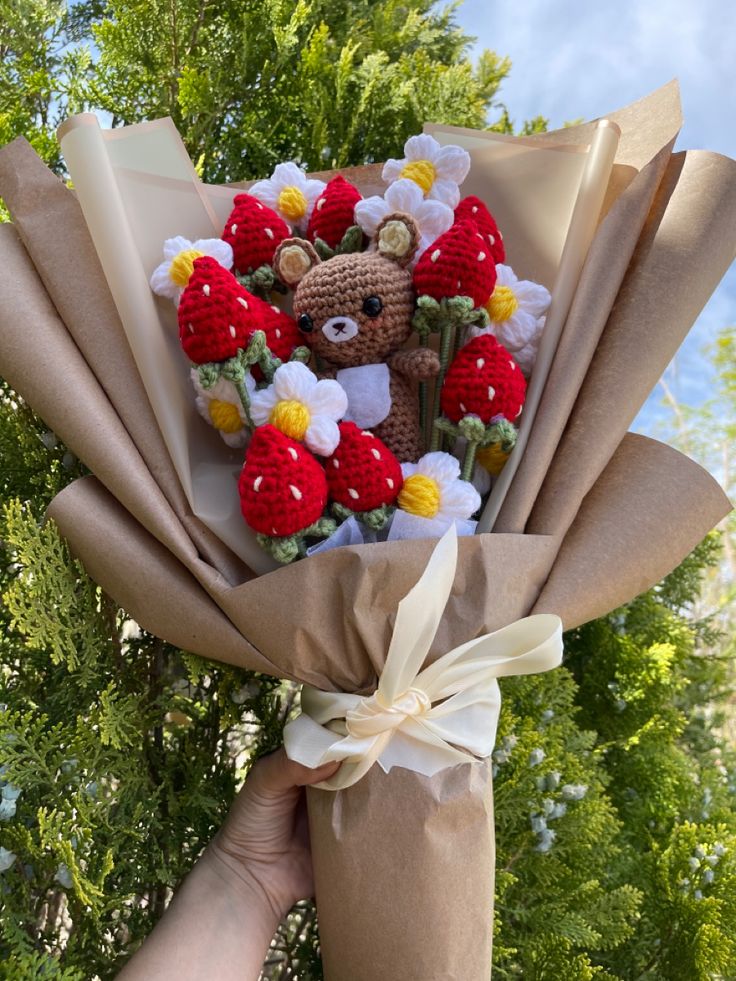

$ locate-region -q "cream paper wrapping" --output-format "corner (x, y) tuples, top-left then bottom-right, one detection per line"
(0, 81), (734, 979)
(55, 109), (616, 571)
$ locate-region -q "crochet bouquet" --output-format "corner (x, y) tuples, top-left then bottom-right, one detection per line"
(148, 136), (544, 564)
(1, 83), (734, 979)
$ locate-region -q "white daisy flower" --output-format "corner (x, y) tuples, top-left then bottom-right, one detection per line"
(248, 162), (326, 232)
(398, 451), (480, 521)
(382, 134), (470, 209)
(354, 179), (454, 264)
(150, 236), (233, 304)
(191, 368), (254, 448)
(466, 266), (550, 377)
(250, 361), (348, 456)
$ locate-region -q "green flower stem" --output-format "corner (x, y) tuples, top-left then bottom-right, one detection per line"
(452, 321), (466, 361)
(461, 439), (480, 482)
(418, 333), (429, 442)
(429, 321), (454, 452)
(232, 372), (255, 430)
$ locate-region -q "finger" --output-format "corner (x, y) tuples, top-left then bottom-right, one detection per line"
(249, 747), (340, 797)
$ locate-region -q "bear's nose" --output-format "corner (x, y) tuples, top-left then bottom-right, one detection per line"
(321, 315), (360, 343)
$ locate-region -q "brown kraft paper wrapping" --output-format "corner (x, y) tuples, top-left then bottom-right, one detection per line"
(0, 84), (734, 979)
(307, 762), (495, 981)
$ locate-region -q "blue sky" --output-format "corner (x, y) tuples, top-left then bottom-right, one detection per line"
(456, 0), (736, 434)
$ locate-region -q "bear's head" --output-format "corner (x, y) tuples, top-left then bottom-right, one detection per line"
(273, 213), (420, 368)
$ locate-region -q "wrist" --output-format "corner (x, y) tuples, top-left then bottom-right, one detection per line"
(203, 833), (290, 925)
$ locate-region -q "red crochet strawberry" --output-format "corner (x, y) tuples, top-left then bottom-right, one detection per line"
(455, 196), (505, 264)
(178, 257), (258, 364)
(306, 175), (363, 250)
(325, 422), (403, 511)
(239, 425), (328, 537)
(441, 335), (526, 425)
(257, 302), (303, 366)
(222, 194), (290, 275)
(413, 220), (497, 307)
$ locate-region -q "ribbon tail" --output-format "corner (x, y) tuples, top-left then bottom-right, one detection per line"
(377, 719), (475, 777)
(380, 524), (458, 703)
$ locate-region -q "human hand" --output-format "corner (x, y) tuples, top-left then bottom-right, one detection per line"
(117, 747), (338, 981)
(203, 747), (339, 922)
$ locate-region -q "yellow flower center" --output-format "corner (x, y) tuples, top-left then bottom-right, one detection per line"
(398, 474), (441, 518)
(277, 185), (308, 222)
(270, 399), (311, 441)
(169, 249), (205, 287)
(400, 159), (437, 195)
(208, 399), (243, 434)
(486, 285), (518, 323)
(476, 443), (510, 477)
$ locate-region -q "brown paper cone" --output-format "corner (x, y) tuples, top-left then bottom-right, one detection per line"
(48, 477), (271, 672)
(532, 433), (732, 627)
(520, 149), (736, 541)
(0, 83), (734, 980)
(308, 762), (495, 981)
(0, 138), (252, 583)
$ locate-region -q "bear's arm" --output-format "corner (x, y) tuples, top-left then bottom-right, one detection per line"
(387, 348), (440, 381)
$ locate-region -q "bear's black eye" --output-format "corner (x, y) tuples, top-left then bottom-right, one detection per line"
(362, 296), (383, 318)
(297, 313), (314, 333)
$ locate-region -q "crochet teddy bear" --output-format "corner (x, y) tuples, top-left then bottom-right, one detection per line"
(273, 212), (440, 462)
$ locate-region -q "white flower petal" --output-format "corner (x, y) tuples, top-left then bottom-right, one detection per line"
(305, 416), (340, 456)
(150, 260), (180, 301)
(191, 369), (250, 444)
(434, 144), (471, 184)
(250, 387), (280, 426)
(220, 428), (249, 448)
(192, 238), (234, 271)
(163, 235), (194, 261)
(382, 158), (404, 183)
(439, 478), (481, 519)
(513, 342), (538, 377)
(248, 179), (280, 210)
(190, 368), (253, 406)
(153, 236), (233, 302)
(272, 361), (316, 402)
(494, 264), (518, 287)
(303, 178), (328, 203)
(384, 178), (425, 213)
(415, 451), (462, 487)
(415, 199), (454, 242)
(354, 196), (389, 237)
(305, 378), (349, 420)
(403, 133), (441, 162)
(427, 177), (460, 209)
(493, 310), (539, 351)
(400, 462), (419, 480)
(513, 280), (552, 317)
(271, 161), (307, 188)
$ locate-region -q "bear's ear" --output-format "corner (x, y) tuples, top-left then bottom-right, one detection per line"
(273, 238), (321, 286)
(374, 212), (421, 267)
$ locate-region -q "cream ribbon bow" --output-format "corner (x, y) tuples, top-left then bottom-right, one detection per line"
(284, 525), (563, 790)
